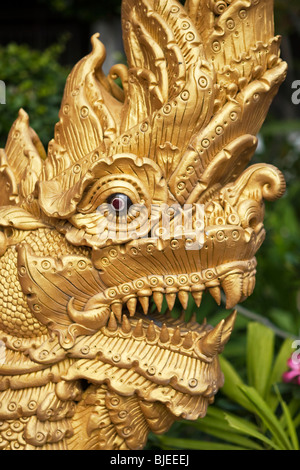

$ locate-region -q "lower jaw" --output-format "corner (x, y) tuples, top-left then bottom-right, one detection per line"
(63, 309), (229, 421)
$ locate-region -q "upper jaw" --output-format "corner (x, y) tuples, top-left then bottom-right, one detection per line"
(83, 258), (257, 316)
(89, 224), (260, 313)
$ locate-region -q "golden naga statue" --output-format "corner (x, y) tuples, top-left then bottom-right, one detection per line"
(0, 0), (287, 450)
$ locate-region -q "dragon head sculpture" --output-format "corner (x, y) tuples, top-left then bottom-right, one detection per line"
(0, 0), (287, 450)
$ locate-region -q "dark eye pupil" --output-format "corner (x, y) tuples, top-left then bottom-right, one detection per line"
(108, 193), (132, 212)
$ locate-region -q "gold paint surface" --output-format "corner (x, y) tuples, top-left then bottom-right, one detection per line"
(0, 0), (287, 450)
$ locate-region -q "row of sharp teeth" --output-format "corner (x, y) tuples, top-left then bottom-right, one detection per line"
(107, 271), (255, 320)
(104, 309), (237, 360)
(110, 290), (202, 320)
(106, 313), (195, 347)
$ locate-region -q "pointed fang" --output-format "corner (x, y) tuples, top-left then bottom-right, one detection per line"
(221, 273), (243, 309)
(111, 302), (122, 322)
(153, 291), (164, 312)
(171, 326), (181, 346)
(178, 290), (189, 310)
(192, 291), (203, 308)
(121, 314), (132, 334)
(159, 324), (169, 343)
(219, 310), (237, 352)
(209, 286), (221, 305)
(182, 331), (193, 349)
(107, 312), (118, 332)
(166, 293), (176, 311)
(197, 319), (225, 358)
(146, 321), (156, 341)
(127, 297), (137, 317)
(133, 319), (144, 338)
(139, 296), (149, 315)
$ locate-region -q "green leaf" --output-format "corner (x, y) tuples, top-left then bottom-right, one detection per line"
(239, 384), (293, 450)
(191, 410), (264, 450)
(246, 322), (274, 399)
(287, 399), (300, 421)
(293, 413), (300, 429)
(274, 385), (299, 450)
(156, 436), (247, 450)
(224, 412), (281, 450)
(219, 356), (256, 413)
(266, 337), (294, 410)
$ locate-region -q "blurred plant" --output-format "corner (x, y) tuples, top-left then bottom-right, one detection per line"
(37, 0), (122, 20)
(150, 323), (300, 450)
(245, 127), (300, 337)
(0, 39), (70, 149)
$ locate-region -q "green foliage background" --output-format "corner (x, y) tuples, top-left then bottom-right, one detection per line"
(0, 40), (70, 148)
(0, 0), (299, 450)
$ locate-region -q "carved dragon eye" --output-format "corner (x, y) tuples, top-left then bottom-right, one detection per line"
(107, 193), (132, 213)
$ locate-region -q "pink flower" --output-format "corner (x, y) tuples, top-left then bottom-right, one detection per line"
(283, 357), (300, 385)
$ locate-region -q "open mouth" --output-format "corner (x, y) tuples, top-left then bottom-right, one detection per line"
(67, 257), (255, 346)
(66, 262), (246, 363)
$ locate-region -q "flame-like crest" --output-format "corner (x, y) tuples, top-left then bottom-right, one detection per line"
(26, 0), (286, 227)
